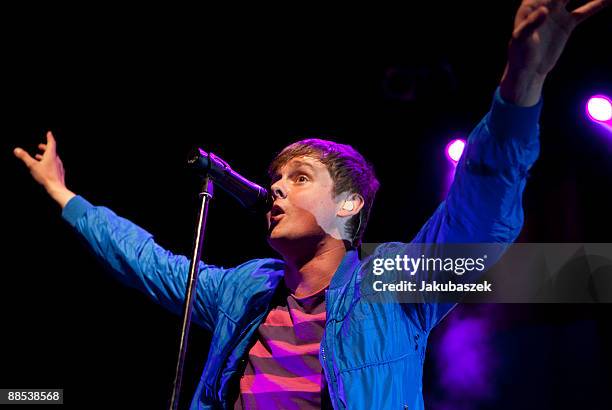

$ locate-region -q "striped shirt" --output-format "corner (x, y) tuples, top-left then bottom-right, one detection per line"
(233, 282), (330, 409)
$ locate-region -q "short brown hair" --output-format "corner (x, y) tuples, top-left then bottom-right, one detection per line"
(268, 138), (380, 247)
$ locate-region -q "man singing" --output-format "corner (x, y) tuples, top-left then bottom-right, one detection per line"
(14, 1), (610, 408)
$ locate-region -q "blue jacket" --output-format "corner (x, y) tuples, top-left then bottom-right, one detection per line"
(62, 89), (542, 409)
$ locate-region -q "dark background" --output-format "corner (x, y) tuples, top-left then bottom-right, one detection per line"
(2, 1), (612, 409)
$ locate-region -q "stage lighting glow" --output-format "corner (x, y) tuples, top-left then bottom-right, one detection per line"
(587, 95), (612, 122)
(446, 139), (466, 164)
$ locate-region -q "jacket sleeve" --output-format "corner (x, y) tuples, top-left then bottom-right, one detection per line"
(407, 87), (543, 331)
(62, 195), (228, 332)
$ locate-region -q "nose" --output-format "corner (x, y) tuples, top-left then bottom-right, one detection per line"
(270, 180), (287, 200)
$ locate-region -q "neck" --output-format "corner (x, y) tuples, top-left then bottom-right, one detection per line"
(283, 237), (348, 298)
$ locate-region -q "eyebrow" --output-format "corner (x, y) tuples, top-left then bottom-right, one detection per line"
(271, 160), (317, 181)
(288, 160), (316, 171)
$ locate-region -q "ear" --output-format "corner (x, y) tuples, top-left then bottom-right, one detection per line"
(337, 193), (365, 218)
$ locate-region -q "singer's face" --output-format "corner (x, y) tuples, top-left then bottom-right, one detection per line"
(267, 156), (342, 252)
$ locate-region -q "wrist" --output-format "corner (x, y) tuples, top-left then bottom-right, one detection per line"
(499, 64), (546, 107)
(46, 184), (76, 209)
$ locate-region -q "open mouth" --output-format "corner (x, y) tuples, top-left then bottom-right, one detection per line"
(270, 204), (285, 217)
(269, 204), (285, 230)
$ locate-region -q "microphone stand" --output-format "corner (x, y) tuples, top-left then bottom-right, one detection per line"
(169, 175), (214, 410)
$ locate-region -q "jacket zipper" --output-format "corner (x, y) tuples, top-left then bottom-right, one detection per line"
(322, 289), (342, 409)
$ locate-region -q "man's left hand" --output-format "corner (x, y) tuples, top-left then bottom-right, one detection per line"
(501, 0), (610, 106)
(509, 0), (610, 75)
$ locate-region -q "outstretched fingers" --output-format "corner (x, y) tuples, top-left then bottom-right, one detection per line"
(45, 131), (57, 154)
(572, 0), (612, 24)
(13, 147), (37, 169)
(14, 131), (58, 168)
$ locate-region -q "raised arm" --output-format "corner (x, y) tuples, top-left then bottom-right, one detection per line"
(14, 132), (227, 331)
(406, 0), (610, 331)
(414, 0), (611, 246)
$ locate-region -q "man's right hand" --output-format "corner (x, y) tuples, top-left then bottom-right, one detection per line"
(14, 131), (76, 208)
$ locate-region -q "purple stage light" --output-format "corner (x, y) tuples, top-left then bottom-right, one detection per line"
(445, 138), (466, 164)
(433, 309), (498, 404)
(586, 95), (612, 122)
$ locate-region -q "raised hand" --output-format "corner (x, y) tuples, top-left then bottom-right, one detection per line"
(509, 0), (610, 74)
(501, 0), (611, 106)
(14, 131), (76, 208)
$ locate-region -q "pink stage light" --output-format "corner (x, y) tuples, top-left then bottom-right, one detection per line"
(586, 95), (612, 122)
(445, 138), (466, 164)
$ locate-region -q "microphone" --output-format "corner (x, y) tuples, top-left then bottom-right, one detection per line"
(187, 147), (272, 213)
